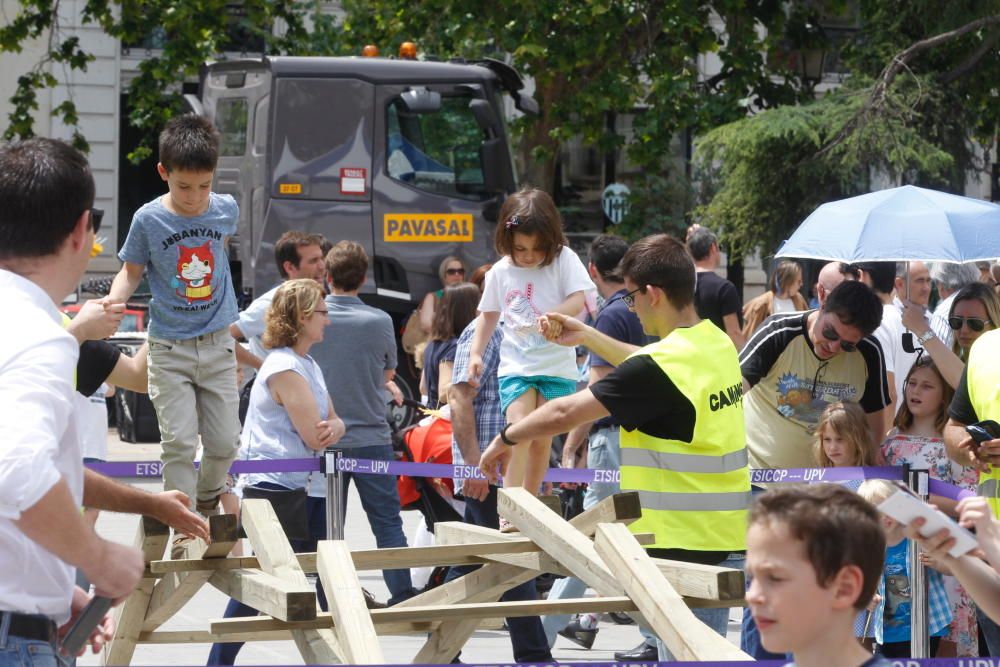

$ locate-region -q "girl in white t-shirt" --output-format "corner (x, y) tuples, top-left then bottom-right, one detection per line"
(469, 188), (594, 526)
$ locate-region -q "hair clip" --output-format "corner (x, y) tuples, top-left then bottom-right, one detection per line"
(505, 215), (520, 229)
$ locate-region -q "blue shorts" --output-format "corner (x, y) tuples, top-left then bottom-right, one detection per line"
(498, 375), (577, 414)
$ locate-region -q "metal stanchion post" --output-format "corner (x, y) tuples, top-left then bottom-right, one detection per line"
(325, 449), (345, 540)
(907, 467), (930, 658)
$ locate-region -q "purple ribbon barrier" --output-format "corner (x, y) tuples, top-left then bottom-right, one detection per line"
(85, 459), (975, 501)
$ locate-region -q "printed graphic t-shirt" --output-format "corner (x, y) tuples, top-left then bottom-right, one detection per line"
(119, 192), (239, 339)
(479, 248), (595, 380)
(740, 311), (890, 470)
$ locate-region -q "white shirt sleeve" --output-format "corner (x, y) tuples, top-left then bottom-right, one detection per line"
(0, 337), (77, 519)
(237, 293), (271, 339)
(478, 263), (502, 313)
(558, 247), (597, 297)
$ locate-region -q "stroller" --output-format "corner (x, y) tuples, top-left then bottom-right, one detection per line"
(390, 399), (464, 591)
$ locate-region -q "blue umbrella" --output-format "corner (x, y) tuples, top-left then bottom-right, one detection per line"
(775, 185), (1000, 263)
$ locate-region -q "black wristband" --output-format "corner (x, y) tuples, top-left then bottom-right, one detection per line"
(500, 423), (517, 446)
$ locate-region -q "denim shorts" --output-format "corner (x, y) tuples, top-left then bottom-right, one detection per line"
(498, 375), (576, 414)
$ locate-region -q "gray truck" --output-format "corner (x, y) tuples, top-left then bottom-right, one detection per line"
(191, 55), (536, 412)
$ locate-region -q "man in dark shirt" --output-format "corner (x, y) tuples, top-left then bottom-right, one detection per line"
(687, 227), (743, 349)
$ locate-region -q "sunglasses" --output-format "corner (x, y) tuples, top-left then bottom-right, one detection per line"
(445, 267), (465, 276)
(90, 208), (104, 234)
(821, 324), (858, 353)
(616, 287), (643, 309)
(949, 316), (988, 332)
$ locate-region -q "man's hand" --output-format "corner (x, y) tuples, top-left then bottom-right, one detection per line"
(468, 354), (484, 388)
(900, 299), (930, 337)
(540, 312), (586, 347)
(904, 517), (958, 565)
(67, 299), (125, 342)
(152, 491), (209, 541)
(58, 587), (115, 656)
(462, 477), (490, 502)
(385, 380), (404, 406)
(82, 540), (144, 604)
(479, 437), (513, 484)
(538, 314), (564, 341)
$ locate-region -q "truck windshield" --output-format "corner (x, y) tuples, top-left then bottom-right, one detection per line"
(386, 95), (489, 200)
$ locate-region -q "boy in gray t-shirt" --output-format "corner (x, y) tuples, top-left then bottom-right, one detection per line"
(108, 114), (240, 528)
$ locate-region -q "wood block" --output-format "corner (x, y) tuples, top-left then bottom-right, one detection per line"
(594, 523), (752, 661)
(104, 516), (169, 665)
(653, 557), (745, 601)
(240, 499), (342, 664)
(316, 541), (383, 664)
(208, 568), (317, 622)
(143, 514), (238, 631)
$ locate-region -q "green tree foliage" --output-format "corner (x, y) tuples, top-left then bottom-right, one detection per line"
(695, 2), (1000, 257)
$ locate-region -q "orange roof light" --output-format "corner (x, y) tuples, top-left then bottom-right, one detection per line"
(399, 42), (417, 59)
(362, 44), (379, 57)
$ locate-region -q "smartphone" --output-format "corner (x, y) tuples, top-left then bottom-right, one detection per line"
(60, 596), (113, 656)
(966, 419), (1000, 445)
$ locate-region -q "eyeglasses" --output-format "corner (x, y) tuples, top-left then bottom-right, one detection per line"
(89, 208), (104, 234)
(616, 287), (643, 309)
(446, 268), (465, 276)
(811, 361), (830, 399)
(821, 323), (858, 353)
(949, 316), (988, 332)
(312, 308), (328, 316)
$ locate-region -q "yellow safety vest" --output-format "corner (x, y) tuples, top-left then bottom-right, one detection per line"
(620, 320), (750, 552)
(966, 329), (1000, 515)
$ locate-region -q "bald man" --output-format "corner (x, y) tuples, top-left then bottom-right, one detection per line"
(814, 262), (857, 308)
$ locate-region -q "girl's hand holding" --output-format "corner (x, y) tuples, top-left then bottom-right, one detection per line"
(538, 315), (563, 341)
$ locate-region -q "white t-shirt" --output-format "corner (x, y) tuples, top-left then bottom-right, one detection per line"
(479, 248), (595, 380)
(772, 295), (796, 313)
(79, 384), (110, 461)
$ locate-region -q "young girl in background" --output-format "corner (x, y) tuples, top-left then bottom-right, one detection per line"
(469, 188), (594, 530)
(881, 357), (978, 656)
(813, 402), (875, 491)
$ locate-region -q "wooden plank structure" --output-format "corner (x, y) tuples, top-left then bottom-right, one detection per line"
(103, 491), (751, 665)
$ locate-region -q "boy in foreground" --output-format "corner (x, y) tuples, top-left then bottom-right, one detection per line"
(746, 484), (892, 667)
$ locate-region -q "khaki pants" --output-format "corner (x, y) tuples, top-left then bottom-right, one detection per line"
(148, 328), (240, 508)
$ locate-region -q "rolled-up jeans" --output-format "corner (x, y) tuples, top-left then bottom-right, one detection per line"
(148, 328), (240, 508)
(542, 425), (621, 646)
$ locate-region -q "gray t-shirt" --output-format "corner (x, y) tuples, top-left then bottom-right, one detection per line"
(309, 294), (396, 449)
(118, 192), (239, 339)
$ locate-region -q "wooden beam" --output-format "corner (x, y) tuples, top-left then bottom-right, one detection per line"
(594, 523), (752, 662)
(240, 499), (342, 664)
(652, 557), (745, 601)
(406, 489), (645, 663)
(498, 487), (622, 594)
(138, 629), (293, 644)
(104, 516), (169, 666)
(316, 541), (383, 664)
(208, 568), (317, 622)
(143, 514), (238, 631)
(149, 540), (546, 575)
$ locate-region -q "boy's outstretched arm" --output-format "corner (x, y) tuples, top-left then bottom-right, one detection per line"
(107, 261), (145, 304)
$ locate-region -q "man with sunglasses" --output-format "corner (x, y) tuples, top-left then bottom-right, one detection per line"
(740, 280), (888, 474)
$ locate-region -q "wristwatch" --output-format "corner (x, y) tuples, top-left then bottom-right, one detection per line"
(917, 329), (937, 345)
(500, 423), (518, 446)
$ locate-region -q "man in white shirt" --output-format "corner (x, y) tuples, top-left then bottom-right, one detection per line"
(0, 138), (144, 661)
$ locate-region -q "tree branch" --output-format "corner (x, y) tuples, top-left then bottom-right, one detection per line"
(938, 29), (1000, 84)
(816, 13), (1000, 160)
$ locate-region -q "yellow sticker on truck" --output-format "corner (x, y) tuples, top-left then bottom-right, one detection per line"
(384, 213), (473, 242)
